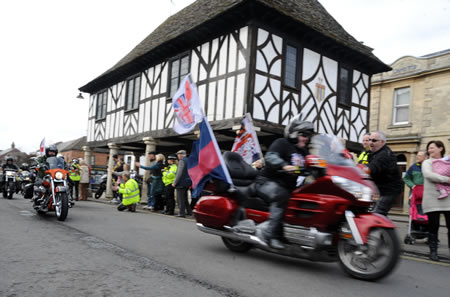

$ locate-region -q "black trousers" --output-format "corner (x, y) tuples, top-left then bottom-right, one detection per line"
(176, 187), (191, 216)
(427, 211), (450, 245)
(69, 180), (79, 199)
(373, 193), (398, 216)
(165, 185), (175, 214)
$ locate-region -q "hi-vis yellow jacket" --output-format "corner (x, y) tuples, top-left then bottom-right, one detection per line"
(118, 178), (140, 206)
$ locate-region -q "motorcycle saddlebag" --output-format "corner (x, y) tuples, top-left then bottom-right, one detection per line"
(194, 195), (238, 228)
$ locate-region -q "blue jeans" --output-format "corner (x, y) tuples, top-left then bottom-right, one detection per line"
(146, 182), (154, 207)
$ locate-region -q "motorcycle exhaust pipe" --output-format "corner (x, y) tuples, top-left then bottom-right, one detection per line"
(196, 223), (267, 246)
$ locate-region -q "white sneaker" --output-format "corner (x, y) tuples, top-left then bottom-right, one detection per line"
(142, 206), (149, 209)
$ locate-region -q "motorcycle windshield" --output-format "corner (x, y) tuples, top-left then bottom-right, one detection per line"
(46, 157), (65, 169)
(309, 134), (355, 167)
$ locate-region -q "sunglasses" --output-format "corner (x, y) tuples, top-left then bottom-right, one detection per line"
(299, 132), (312, 137)
(369, 139), (380, 143)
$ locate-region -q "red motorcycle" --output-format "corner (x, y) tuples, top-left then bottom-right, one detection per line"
(194, 134), (400, 281)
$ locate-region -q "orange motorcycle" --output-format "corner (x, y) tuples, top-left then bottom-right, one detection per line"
(33, 157), (70, 221)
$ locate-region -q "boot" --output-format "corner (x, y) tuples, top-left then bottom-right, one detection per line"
(428, 233), (439, 261)
(117, 203), (127, 211)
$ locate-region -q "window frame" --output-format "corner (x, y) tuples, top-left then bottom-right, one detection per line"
(337, 65), (353, 107)
(167, 53), (190, 99)
(392, 87), (410, 125)
(95, 89), (108, 120)
(282, 43), (300, 89)
(124, 74), (141, 112)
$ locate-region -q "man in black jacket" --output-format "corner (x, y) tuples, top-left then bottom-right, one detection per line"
(367, 131), (403, 216)
(173, 150), (192, 217)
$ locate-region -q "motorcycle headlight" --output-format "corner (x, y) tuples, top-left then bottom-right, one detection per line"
(331, 176), (373, 202)
(55, 171), (64, 180)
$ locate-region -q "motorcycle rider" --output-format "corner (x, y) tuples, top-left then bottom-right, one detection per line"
(68, 159), (81, 200)
(36, 145), (59, 175)
(256, 115), (315, 249)
(2, 156), (19, 171)
(2, 157), (19, 194)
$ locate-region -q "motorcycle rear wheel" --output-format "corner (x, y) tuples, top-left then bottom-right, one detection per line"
(55, 193), (69, 221)
(222, 237), (253, 253)
(337, 228), (400, 281)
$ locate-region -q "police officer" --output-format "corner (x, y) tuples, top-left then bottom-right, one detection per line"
(69, 159), (81, 200)
(162, 155), (178, 215)
(357, 133), (371, 165)
(256, 116), (315, 249)
(113, 171), (140, 212)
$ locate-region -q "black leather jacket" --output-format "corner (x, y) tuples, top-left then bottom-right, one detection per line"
(368, 145), (403, 195)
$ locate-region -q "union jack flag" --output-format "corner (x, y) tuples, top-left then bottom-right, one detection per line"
(172, 74), (203, 134)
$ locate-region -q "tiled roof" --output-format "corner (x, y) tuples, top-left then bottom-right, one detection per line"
(80, 0), (388, 93)
(58, 136), (87, 152)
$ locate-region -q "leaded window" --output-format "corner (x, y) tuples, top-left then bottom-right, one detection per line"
(95, 90), (107, 120)
(125, 75), (141, 111)
(169, 55), (190, 97)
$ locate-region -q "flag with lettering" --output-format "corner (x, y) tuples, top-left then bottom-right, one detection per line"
(231, 113), (262, 164)
(187, 118), (233, 198)
(172, 74), (203, 134)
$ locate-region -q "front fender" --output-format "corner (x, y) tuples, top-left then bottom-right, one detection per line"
(353, 213), (396, 243)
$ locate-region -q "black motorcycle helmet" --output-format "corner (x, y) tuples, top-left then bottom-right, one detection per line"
(46, 145), (58, 157)
(21, 163), (29, 170)
(284, 114), (315, 144)
(6, 156), (14, 163)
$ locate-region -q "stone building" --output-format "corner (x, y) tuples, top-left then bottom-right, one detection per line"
(370, 49), (450, 212)
(79, 0), (389, 199)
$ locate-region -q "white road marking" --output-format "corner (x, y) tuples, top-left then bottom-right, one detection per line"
(19, 210), (35, 216)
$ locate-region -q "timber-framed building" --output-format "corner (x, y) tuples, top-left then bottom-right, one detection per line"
(79, 0), (389, 198)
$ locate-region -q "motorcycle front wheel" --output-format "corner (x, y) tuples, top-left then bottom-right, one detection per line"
(337, 228), (400, 281)
(55, 193), (69, 221)
(8, 182), (14, 199)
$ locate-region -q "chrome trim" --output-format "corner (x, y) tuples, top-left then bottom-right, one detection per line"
(345, 210), (364, 245)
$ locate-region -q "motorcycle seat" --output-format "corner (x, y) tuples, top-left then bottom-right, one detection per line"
(223, 152), (259, 186)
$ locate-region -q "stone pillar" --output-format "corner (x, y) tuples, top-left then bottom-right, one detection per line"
(106, 143), (120, 199)
(82, 146), (92, 167)
(142, 137), (158, 202)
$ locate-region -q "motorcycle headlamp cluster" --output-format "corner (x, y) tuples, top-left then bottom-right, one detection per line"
(331, 176), (372, 202)
(55, 171), (64, 180)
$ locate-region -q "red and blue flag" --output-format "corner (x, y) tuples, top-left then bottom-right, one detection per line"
(187, 118), (233, 198)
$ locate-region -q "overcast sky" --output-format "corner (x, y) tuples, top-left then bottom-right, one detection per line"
(1, 0), (449, 154)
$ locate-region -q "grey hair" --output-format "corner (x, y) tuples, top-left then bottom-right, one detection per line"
(122, 171), (130, 179)
(373, 131), (387, 142)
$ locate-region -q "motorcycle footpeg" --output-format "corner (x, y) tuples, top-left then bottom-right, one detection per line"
(231, 219), (256, 234)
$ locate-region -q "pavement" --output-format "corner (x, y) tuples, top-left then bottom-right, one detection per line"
(83, 194), (450, 263)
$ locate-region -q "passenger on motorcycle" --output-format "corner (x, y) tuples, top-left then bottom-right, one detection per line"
(256, 115), (315, 249)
